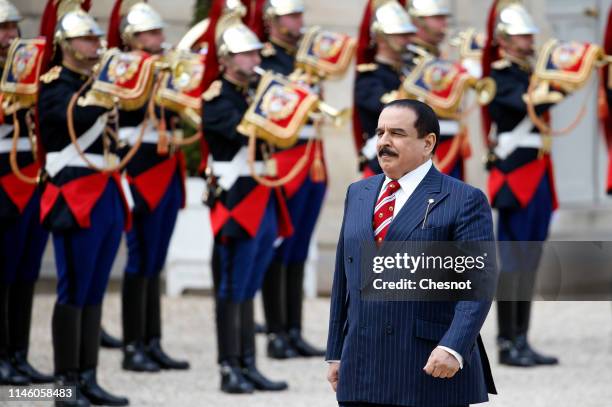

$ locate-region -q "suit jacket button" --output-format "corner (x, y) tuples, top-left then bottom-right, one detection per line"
(385, 326), (393, 335)
(347, 256), (353, 263)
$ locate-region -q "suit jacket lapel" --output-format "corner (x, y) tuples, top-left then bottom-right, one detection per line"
(358, 174), (385, 241)
(386, 166), (448, 241)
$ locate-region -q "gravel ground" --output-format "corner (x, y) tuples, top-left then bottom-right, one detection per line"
(2, 292), (611, 407)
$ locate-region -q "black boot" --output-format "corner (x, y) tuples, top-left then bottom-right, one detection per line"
(0, 283), (29, 385)
(286, 263), (325, 357)
(122, 275), (159, 372)
(9, 281), (53, 383)
(287, 328), (325, 357)
(100, 329), (122, 349)
(266, 333), (298, 359)
(241, 300), (288, 391)
(220, 361), (254, 394)
(497, 337), (535, 367)
(262, 261), (298, 359)
(216, 299), (253, 394)
(52, 303), (89, 407)
(80, 305), (129, 406)
(145, 275), (189, 370)
(515, 334), (559, 365)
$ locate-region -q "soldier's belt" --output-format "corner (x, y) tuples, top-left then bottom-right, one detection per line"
(0, 137), (31, 154)
(119, 123), (158, 145)
(439, 120), (460, 136)
(0, 124), (14, 139)
(494, 133), (542, 160)
(46, 153), (119, 173)
(211, 147), (267, 191)
(44, 115), (108, 178)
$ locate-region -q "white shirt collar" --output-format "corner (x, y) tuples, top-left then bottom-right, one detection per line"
(382, 159), (433, 193)
(379, 160), (433, 220)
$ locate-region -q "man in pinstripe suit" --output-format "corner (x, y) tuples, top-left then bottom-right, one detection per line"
(326, 99), (496, 406)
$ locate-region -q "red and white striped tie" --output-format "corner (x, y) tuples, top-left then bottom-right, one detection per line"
(373, 180), (400, 243)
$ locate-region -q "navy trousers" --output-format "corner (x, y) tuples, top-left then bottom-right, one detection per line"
(53, 182), (124, 306)
(213, 197), (278, 302)
(0, 192), (48, 284)
(275, 177), (326, 264)
(124, 172), (181, 277)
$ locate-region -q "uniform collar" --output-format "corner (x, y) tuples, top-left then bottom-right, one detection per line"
(375, 55), (403, 74)
(412, 38), (441, 57)
(270, 37), (298, 56)
(61, 62), (92, 81)
(222, 74), (250, 95)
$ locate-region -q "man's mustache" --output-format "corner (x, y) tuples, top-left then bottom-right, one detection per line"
(378, 146), (398, 158)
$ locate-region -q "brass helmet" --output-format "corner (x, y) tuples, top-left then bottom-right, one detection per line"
(495, 3), (538, 36)
(216, 0), (263, 57)
(372, 0), (416, 36)
(264, 0), (305, 19)
(55, 2), (104, 45)
(120, 2), (165, 43)
(0, 0), (21, 24)
(408, 0), (451, 18)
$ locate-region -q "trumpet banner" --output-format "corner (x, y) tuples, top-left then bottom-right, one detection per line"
(535, 40), (602, 87)
(91, 49), (159, 110)
(240, 72), (318, 149)
(402, 57), (472, 113)
(156, 51), (207, 114)
(296, 26), (356, 78)
(1, 38), (47, 107)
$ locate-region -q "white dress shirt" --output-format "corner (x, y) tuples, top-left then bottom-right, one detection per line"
(328, 159), (464, 369)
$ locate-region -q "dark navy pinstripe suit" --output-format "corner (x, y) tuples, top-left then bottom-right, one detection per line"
(326, 166), (497, 407)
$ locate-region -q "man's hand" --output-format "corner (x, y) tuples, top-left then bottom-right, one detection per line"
(327, 362), (340, 392)
(423, 348), (460, 379)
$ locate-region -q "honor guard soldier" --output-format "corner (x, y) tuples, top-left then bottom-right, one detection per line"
(482, 0), (559, 367)
(107, 0), (190, 373)
(0, 0), (52, 386)
(354, 0), (416, 177)
(407, 0), (468, 180)
(38, 1), (131, 405)
(200, 0), (292, 394)
(250, 0), (327, 360)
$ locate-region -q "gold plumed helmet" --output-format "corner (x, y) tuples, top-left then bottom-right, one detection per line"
(264, 0), (305, 19)
(495, 2), (538, 36)
(0, 0), (21, 24)
(55, 1), (104, 44)
(372, 0), (417, 35)
(408, 0), (451, 18)
(120, 2), (164, 41)
(216, 0), (263, 57)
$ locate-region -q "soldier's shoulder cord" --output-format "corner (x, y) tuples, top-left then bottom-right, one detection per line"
(202, 80), (223, 102)
(40, 66), (62, 84)
(356, 63), (378, 73)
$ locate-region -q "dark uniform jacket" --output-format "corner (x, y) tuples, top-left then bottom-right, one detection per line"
(38, 65), (129, 231)
(487, 60), (557, 210)
(202, 76), (292, 240)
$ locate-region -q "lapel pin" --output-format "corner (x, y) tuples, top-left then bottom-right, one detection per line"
(422, 198), (435, 229)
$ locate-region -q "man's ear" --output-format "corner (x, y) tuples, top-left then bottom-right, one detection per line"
(424, 132), (436, 154)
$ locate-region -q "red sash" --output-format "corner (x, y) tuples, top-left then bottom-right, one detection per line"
(0, 163), (39, 212)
